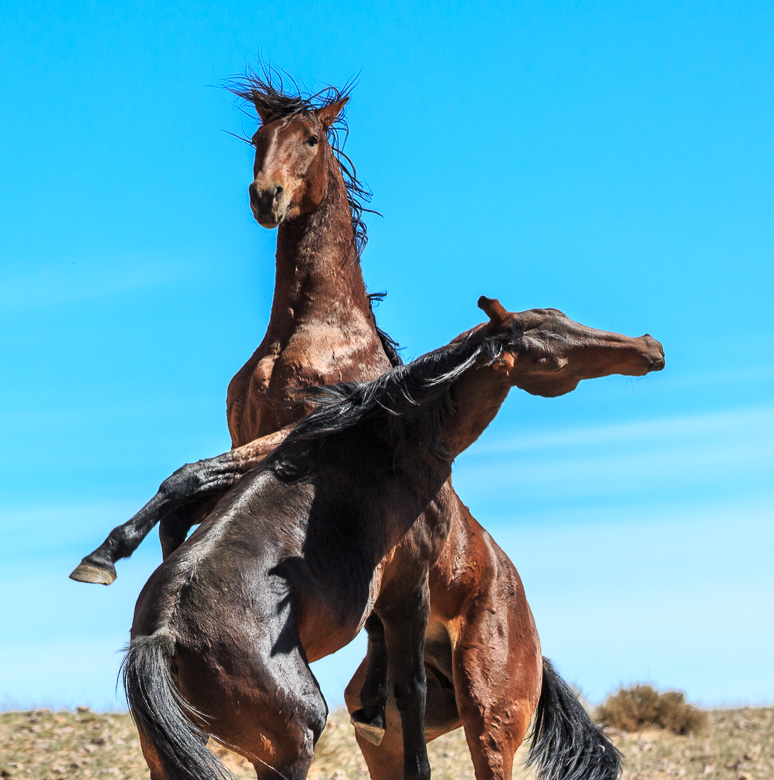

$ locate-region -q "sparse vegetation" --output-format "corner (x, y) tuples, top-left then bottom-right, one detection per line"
(2, 703), (771, 779)
(597, 684), (708, 735)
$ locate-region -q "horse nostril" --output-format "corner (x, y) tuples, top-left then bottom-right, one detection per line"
(273, 185), (283, 201)
(648, 354), (665, 372)
(250, 183), (269, 211)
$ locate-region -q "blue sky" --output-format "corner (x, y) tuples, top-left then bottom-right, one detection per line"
(1, 1), (773, 711)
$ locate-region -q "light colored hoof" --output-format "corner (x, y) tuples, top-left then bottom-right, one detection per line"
(69, 562), (116, 585)
(351, 718), (385, 746)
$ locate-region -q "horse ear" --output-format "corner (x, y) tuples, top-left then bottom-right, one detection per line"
(478, 296), (510, 327)
(314, 97), (349, 130)
(252, 96), (274, 126)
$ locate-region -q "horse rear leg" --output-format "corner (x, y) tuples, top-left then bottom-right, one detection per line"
(174, 614), (327, 780)
(451, 597), (542, 779)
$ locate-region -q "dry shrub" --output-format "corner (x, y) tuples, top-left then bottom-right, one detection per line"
(655, 690), (708, 735)
(596, 684), (707, 735)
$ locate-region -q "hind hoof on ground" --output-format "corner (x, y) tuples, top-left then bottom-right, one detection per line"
(69, 561), (117, 585)
(350, 713), (386, 746)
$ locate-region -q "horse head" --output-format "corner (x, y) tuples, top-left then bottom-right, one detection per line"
(248, 98), (347, 228)
(478, 296), (665, 397)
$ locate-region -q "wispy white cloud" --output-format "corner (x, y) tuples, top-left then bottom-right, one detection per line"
(0, 258), (204, 311)
(455, 405), (774, 508)
(489, 498), (774, 705)
(472, 404), (774, 456)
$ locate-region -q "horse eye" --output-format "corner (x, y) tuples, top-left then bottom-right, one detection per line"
(306, 136), (319, 147)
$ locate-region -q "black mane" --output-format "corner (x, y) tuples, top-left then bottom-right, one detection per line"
(269, 326), (514, 472)
(226, 62), (376, 256)
(367, 292), (403, 368)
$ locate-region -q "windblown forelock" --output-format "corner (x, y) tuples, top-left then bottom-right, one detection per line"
(225, 61), (376, 254)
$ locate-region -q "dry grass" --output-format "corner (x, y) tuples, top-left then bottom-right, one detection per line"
(1, 705), (771, 779)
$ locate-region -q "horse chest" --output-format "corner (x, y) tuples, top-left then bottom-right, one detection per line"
(237, 332), (383, 436)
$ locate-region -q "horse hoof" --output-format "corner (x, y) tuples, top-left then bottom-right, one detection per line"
(69, 561), (117, 585)
(350, 715), (386, 746)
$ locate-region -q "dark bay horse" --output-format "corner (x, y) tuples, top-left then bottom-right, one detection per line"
(125, 297), (664, 780)
(73, 74), (659, 778)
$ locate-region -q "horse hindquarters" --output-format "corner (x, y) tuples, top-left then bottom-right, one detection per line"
(122, 632), (232, 780)
(127, 605), (327, 780)
(174, 649), (326, 780)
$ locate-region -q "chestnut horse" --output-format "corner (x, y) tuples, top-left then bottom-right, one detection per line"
(70, 78), (395, 584)
(124, 297), (664, 780)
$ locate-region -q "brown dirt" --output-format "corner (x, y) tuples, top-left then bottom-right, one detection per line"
(0, 705), (771, 779)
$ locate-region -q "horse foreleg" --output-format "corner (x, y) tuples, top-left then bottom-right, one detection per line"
(69, 453), (240, 584)
(379, 586), (432, 780)
(69, 429), (289, 584)
(346, 656), (461, 780)
(347, 706), (407, 780)
(158, 496), (219, 559)
(349, 614), (390, 745)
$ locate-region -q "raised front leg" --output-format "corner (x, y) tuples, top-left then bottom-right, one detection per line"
(379, 585), (432, 780)
(69, 429), (289, 584)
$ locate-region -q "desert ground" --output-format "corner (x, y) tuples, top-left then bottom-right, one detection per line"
(1, 704), (771, 780)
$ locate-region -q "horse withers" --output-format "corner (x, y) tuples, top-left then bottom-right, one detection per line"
(124, 297), (663, 780)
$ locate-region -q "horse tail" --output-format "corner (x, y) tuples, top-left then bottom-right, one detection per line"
(121, 630), (233, 780)
(526, 657), (622, 780)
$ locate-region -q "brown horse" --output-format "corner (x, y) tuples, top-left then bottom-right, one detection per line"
(73, 74), (657, 778)
(69, 76), (394, 583)
(124, 297), (664, 780)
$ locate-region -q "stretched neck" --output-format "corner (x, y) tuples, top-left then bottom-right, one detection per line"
(440, 361), (513, 460)
(269, 148), (371, 331)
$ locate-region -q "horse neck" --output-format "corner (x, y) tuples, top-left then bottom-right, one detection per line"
(394, 354), (512, 469)
(439, 364), (512, 460)
(269, 150), (371, 332)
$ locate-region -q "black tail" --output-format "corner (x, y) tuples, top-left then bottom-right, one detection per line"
(526, 658), (622, 780)
(121, 631), (233, 780)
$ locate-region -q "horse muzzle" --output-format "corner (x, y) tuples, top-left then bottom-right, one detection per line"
(638, 335), (666, 374)
(249, 181), (288, 229)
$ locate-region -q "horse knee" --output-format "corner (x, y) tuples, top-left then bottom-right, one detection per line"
(160, 461), (201, 500)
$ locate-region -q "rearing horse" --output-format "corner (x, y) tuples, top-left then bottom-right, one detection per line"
(70, 78), (395, 579)
(125, 297), (664, 780)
